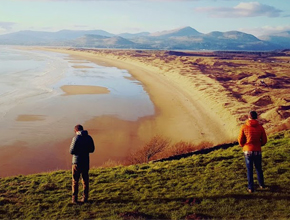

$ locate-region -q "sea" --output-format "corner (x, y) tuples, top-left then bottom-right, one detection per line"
(0, 47), (155, 147)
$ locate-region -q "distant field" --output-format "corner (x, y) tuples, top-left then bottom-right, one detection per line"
(1, 130), (289, 219)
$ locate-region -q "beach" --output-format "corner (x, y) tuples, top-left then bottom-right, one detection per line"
(6, 47), (290, 177)
(38, 48), (240, 170)
(0, 47), (245, 177)
(52, 49), (290, 133)
(45, 48), (240, 142)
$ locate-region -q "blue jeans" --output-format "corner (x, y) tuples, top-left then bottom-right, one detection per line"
(244, 151), (265, 191)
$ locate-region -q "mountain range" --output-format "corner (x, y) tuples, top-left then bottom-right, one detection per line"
(0, 26), (289, 51)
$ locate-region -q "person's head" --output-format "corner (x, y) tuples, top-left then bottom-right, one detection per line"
(74, 124), (83, 132)
(248, 111), (258, 120)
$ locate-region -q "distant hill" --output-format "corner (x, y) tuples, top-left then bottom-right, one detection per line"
(0, 29), (114, 45)
(118, 32), (150, 39)
(150, 26), (202, 38)
(259, 31), (290, 49)
(202, 31), (278, 51)
(73, 35), (138, 48)
(0, 26), (288, 51)
(207, 31), (259, 41)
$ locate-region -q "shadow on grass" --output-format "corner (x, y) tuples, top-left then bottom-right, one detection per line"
(209, 190), (289, 201)
(91, 186), (289, 205)
(154, 142), (238, 163)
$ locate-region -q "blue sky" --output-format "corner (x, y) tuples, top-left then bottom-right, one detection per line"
(0, 0), (290, 37)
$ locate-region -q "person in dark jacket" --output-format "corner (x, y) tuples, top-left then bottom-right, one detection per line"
(70, 124), (95, 203)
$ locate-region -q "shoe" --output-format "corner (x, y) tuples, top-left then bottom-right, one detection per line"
(72, 196), (78, 204)
(72, 200), (78, 204)
(247, 188), (253, 193)
(259, 186), (269, 190)
(81, 198), (88, 203)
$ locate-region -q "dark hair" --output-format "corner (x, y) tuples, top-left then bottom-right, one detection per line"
(75, 124), (83, 131)
(249, 111), (258, 119)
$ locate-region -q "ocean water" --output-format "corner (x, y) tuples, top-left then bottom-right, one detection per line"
(0, 47), (155, 147)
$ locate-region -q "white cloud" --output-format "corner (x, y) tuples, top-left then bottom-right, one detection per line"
(195, 2), (283, 18)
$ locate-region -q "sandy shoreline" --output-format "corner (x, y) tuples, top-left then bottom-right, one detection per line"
(46, 48), (239, 142)
(0, 47), (241, 177)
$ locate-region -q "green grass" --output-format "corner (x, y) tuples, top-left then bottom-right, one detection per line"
(1, 130), (290, 219)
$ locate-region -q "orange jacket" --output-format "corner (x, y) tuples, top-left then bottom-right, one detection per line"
(238, 119), (267, 152)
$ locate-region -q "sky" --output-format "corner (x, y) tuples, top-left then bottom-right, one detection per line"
(0, 0), (290, 37)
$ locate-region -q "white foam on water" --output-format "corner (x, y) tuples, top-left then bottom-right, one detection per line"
(0, 48), (68, 119)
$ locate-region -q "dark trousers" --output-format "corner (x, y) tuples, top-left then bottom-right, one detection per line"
(72, 164), (89, 201)
(244, 151), (265, 191)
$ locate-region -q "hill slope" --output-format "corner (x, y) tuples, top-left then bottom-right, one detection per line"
(150, 26), (202, 38)
(0, 130), (289, 219)
(74, 35), (137, 48)
(259, 31), (290, 49)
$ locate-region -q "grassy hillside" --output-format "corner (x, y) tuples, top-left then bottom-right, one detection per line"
(0, 130), (290, 219)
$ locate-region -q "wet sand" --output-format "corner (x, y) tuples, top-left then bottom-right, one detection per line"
(72, 65), (94, 68)
(16, 115), (46, 121)
(61, 85), (110, 95)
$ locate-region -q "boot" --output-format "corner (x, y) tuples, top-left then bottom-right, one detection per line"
(81, 196), (88, 203)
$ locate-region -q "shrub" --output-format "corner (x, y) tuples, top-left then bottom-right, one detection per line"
(125, 136), (213, 165)
(157, 141), (213, 159)
(163, 141), (198, 157)
(126, 135), (170, 164)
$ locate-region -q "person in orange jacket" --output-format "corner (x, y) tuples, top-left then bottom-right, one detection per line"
(238, 111), (267, 193)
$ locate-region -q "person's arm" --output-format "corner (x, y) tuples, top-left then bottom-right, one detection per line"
(89, 136), (95, 153)
(238, 126), (246, 147)
(69, 136), (78, 155)
(260, 126), (267, 146)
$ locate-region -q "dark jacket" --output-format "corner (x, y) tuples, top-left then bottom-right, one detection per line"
(69, 130), (95, 169)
